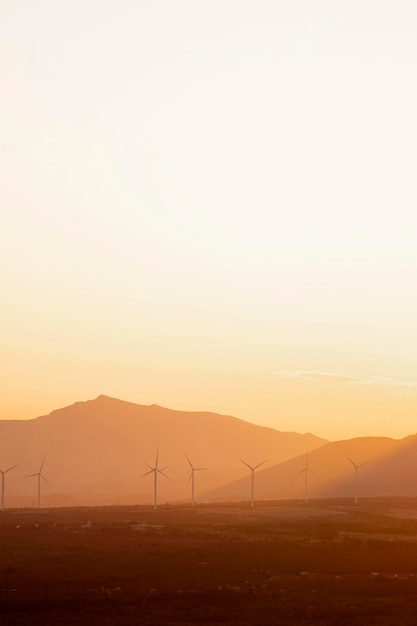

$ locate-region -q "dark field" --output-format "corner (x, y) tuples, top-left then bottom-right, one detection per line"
(2, 499), (417, 625)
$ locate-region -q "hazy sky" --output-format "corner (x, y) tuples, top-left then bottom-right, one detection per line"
(1, 0), (416, 440)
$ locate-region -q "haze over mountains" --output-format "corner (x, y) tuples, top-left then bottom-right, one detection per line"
(0, 395), (325, 507)
(0, 395), (416, 507)
(205, 435), (417, 503)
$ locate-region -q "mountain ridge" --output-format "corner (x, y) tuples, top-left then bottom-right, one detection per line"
(204, 434), (417, 502)
(0, 395), (327, 507)
(2, 395), (415, 506)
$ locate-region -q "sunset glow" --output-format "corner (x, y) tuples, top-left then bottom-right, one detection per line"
(2, 1), (416, 440)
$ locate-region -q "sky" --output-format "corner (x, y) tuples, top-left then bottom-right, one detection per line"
(1, 0), (416, 441)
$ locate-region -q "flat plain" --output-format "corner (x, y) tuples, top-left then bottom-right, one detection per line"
(2, 499), (417, 625)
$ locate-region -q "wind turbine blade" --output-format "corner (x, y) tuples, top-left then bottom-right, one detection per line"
(159, 470), (171, 481)
(195, 467), (209, 471)
(155, 449), (159, 468)
(25, 473), (39, 478)
(159, 465), (170, 472)
(144, 463), (154, 471)
(5, 464), (19, 473)
(358, 460), (372, 468)
(294, 468), (306, 477)
(185, 454), (193, 469)
(345, 455), (357, 468)
(40, 457), (46, 472)
(41, 474), (51, 486)
(239, 459), (252, 470)
(308, 469), (319, 478)
(140, 469), (154, 478)
(254, 459), (268, 470)
(187, 472), (192, 485)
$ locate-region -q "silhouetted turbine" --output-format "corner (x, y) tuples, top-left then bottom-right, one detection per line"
(345, 455), (371, 504)
(0, 464), (18, 512)
(141, 449), (171, 510)
(26, 458), (49, 509)
(239, 459), (267, 508)
(295, 453), (318, 503)
(185, 454), (209, 506)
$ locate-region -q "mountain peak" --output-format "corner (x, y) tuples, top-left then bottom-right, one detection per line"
(94, 394), (117, 402)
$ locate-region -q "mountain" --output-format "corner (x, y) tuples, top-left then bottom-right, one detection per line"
(204, 434), (417, 502)
(0, 395), (327, 507)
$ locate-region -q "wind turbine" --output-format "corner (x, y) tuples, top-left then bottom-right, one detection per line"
(26, 458), (49, 509)
(0, 464), (18, 512)
(185, 454), (209, 506)
(141, 449), (171, 510)
(296, 453), (318, 503)
(239, 459), (267, 509)
(345, 455), (370, 504)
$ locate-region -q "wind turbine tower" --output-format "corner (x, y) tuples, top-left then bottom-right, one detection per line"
(26, 458), (49, 509)
(0, 464), (18, 512)
(296, 453), (317, 503)
(239, 459), (267, 509)
(345, 455), (370, 504)
(141, 449), (171, 510)
(185, 454), (208, 506)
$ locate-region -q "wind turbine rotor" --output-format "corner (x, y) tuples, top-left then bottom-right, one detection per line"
(141, 450), (170, 509)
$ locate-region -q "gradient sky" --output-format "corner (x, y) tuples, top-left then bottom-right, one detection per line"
(1, 0), (416, 440)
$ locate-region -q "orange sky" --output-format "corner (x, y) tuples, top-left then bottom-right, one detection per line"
(1, 1), (416, 440)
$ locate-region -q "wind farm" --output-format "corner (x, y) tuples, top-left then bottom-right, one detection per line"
(2, 397), (417, 626)
(1, 396), (417, 507)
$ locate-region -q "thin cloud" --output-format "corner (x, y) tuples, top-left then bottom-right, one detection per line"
(271, 371), (417, 388)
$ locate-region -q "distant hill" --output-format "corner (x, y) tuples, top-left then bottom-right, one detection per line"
(0, 395), (327, 507)
(204, 435), (417, 503)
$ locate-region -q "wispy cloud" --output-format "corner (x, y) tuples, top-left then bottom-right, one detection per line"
(270, 371), (417, 388)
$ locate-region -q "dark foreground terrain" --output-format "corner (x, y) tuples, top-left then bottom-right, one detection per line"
(2, 499), (417, 625)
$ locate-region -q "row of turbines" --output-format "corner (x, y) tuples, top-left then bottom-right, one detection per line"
(141, 451), (269, 510)
(141, 452), (209, 509)
(142, 450), (370, 510)
(1, 452), (370, 512)
(297, 453), (369, 505)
